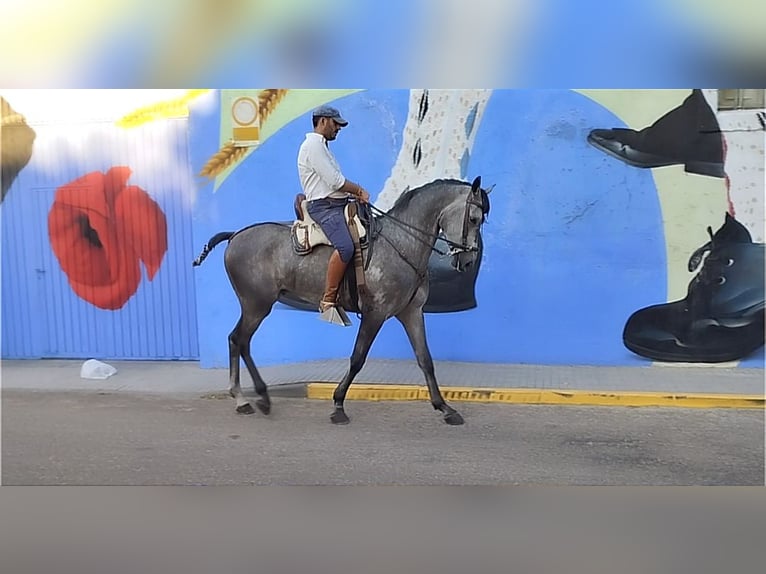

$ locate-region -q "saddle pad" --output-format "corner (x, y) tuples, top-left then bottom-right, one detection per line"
(291, 200), (366, 254)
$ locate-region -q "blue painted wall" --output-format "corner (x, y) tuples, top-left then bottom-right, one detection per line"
(3, 89), (759, 369)
(190, 90), (668, 368)
(190, 91), (411, 367)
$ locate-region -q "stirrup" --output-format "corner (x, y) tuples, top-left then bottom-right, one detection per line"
(318, 302), (352, 327)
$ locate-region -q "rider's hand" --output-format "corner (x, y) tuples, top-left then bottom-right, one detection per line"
(357, 187), (370, 204)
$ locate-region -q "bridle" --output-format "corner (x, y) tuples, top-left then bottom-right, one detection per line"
(365, 186), (490, 273)
(458, 192), (489, 255)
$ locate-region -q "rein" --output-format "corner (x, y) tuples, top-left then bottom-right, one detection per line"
(367, 203), (479, 257)
(358, 182), (490, 276)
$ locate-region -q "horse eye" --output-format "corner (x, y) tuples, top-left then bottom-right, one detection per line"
(469, 216), (480, 225)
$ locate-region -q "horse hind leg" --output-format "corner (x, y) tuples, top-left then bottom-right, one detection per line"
(229, 301), (273, 415)
(239, 313), (272, 416)
(228, 317), (254, 414)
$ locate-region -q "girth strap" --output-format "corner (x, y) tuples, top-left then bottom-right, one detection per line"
(346, 202), (368, 308)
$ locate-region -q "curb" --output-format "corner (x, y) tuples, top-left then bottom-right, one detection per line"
(305, 383), (765, 409)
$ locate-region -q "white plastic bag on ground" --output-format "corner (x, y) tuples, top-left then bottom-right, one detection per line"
(80, 359), (117, 380)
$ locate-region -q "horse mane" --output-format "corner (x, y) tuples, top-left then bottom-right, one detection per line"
(388, 178), (472, 213)
(388, 178), (489, 219)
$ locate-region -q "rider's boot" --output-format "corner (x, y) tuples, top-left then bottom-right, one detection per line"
(319, 250), (352, 327)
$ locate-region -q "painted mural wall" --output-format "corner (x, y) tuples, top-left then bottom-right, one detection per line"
(2, 89), (763, 368)
(1, 90), (202, 359)
(188, 89), (764, 369)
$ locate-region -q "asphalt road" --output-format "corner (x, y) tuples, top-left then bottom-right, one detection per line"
(2, 390), (763, 485)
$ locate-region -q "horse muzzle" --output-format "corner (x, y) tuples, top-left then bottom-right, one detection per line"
(450, 248), (478, 273)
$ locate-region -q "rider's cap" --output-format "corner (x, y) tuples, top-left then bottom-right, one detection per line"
(312, 105), (348, 126)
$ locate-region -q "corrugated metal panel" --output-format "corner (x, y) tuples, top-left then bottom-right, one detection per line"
(1, 182), (47, 358)
(1, 118), (198, 360)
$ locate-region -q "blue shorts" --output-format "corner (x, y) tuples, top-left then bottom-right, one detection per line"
(306, 197), (355, 263)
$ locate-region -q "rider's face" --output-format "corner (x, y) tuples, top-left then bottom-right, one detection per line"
(322, 118), (343, 141)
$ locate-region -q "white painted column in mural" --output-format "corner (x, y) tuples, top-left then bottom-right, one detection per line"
(702, 90), (717, 111)
(375, 89), (492, 211)
(705, 89), (766, 243)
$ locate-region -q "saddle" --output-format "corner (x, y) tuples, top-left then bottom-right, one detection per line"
(290, 194), (368, 255)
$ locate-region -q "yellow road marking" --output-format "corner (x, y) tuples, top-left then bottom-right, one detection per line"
(306, 383), (763, 409)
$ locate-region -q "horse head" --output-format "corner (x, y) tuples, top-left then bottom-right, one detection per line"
(437, 176), (491, 273)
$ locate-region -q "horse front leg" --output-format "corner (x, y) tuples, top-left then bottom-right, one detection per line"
(396, 300), (464, 425)
(331, 315), (385, 424)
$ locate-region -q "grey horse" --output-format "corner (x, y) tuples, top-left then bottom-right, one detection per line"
(192, 176), (490, 425)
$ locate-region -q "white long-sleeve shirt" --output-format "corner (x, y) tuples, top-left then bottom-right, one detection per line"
(297, 132), (348, 201)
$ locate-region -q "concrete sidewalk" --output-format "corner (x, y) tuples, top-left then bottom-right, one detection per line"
(1, 358), (762, 406)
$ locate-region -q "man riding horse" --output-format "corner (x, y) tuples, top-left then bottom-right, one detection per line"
(193, 107), (490, 424)
(297, 105), (370, 324)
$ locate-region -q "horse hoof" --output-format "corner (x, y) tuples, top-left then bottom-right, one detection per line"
(236, 403), (255, 415)
(331, 410), (350, 425)
(256, 399), (271, 415)
(444, 412), (464, 425)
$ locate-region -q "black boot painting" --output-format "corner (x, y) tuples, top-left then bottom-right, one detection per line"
(587, 89), (725, 178)
(623, 214), (764, 363)
(423, 232), (484, 313)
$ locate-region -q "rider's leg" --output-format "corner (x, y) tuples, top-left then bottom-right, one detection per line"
(306, 200), (355, 314)
(320, 248), (351, 312)
(319, 214), (354, 312)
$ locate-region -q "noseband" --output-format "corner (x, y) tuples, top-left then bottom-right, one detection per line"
(454, 193), (487, 255)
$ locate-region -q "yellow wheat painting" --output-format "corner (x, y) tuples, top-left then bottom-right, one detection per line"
(116, 89), (211, 128)
(199, 89), (362, 191)
(198, 89), (289, 181)
(114, 88), (361, 192)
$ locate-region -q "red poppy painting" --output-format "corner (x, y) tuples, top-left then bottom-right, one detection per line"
(48, 167), (168, 310)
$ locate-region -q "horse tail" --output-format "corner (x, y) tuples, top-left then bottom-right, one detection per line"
(192, 232), (235, 267)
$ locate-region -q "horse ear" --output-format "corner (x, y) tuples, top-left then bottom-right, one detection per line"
(471, 176), (481, 194)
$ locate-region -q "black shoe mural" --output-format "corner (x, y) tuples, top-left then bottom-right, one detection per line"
(588, 89), (725, 178)
(623, 214), (764, 363)
(422, 232), (483, 313)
